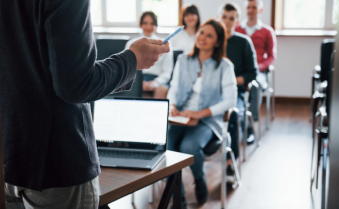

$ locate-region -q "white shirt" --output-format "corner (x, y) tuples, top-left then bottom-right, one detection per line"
(240, 19), (263, 37)
(182, 77), (202, 111)
(125, 34), (173, 85)
(170, 29), (196, 54)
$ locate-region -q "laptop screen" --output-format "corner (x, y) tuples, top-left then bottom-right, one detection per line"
(93, 98), (169, 151)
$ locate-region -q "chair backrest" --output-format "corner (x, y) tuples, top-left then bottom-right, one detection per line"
(170, 50), (184, 81)
(326, 51), (335, 120)
(96, 35), (131, 60)
(248, 80), (261, 122)
(320, 39), (335, 82)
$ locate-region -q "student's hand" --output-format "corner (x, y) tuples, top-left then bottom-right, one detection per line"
(129, 38), (170, 70)
(170, 105), (179, 117)
(179, 110), (201, 119)
(143, 80), (159, 91)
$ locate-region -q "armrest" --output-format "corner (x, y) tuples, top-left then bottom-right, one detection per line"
(223, 107), (239, 122)
(312, 90), (326, 100)
(268, 65), (275, 72)
(314, 65), (321, 73)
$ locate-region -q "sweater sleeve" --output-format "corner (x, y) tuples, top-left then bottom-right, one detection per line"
(44, 0), (137, 103)
(241, 38), (258, 84)
(258, 28), (277, 71)
(209, 61), (237, 116)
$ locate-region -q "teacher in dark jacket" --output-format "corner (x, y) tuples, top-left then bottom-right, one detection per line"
(0, 0), (169, 208)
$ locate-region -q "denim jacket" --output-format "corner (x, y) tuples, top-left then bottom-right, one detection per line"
(167, 54), (237, 140)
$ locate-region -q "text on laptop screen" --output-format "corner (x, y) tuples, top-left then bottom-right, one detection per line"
(93, 99), (168, 145)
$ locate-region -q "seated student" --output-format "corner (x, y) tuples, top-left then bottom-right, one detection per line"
(217, 3), (258, 179)
(125, 11), (173, 98)
(171, 4), (201, 54)
(235, 0), (277, 142)
(236, 0), (276, 88)
(167, 19), (237, 207)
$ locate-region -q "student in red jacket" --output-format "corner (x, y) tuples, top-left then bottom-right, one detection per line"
(235, 0), (277, 143)
(235, 0), (277, 90)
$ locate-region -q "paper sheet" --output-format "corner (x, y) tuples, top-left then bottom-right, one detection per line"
(168, 116), (190, 124)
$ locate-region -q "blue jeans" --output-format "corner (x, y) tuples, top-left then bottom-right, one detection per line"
(167, 122), (214, 195)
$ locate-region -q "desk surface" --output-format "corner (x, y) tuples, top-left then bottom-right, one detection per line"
(99, 150), (194, 206)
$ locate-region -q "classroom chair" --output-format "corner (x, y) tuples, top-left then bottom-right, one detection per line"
(243, 80), (261, 162)
(310, 39), (335, 140)
(96, 35), (131, 60)
(265, 65), (275, 130)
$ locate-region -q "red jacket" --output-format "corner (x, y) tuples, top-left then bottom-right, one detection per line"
(235, 21), (277, 72)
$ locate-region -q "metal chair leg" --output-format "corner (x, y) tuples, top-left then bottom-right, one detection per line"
(310, 112), (321, 191)
(271, 69), (275, 120)
(148, 184), (154, 204)
(131, 192), (135, 205)
(266, 87), (270, 130)
(226, 134), (241, 189)
(221, 131), (227, 209)
(242, 109), (248, 162)
(246, 111), (259, 146)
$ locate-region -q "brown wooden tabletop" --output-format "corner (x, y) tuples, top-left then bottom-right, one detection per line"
(98, 150), (194, 206)
(169, 118), (199, 126)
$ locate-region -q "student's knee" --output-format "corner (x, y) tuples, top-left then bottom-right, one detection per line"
(179, 141), (201, 155)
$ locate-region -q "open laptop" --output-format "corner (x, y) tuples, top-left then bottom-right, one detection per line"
(92, 97), (169, 170)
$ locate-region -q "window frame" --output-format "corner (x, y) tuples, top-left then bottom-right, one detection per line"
(92, 0), (182, 28)
(272, 0), (337, 31)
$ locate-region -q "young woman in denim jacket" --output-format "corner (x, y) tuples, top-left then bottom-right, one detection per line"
(167, 19), (237, 207)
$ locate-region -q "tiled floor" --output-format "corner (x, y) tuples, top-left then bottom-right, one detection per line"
(108, 102), (322, 209)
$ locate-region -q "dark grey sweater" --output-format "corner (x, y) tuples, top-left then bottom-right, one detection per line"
(227, 32), (258, 93)
(0, 0), (136, 191)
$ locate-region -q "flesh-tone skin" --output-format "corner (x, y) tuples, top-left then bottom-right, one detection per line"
(184, 13), (199, 36)
(170, 24), (224, 119)
(245, 0), (263, 27)
(220, 9), (244, 85)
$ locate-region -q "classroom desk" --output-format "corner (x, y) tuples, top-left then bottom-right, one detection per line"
(99, 150), (193, 208)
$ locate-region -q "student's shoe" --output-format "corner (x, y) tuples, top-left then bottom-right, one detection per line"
(226, 165), (236, 184)
(170, 196), (187, 209)
(247, 134), (255, 144)
(194, 177), (208, 205)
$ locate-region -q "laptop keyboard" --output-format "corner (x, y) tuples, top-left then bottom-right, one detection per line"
(98, 150), (157, 160)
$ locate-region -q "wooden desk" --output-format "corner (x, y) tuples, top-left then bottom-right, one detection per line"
(169, 118), (199, 127)
(99, 151), (193, 208)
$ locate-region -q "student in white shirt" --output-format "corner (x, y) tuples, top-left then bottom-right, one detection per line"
(171, 4), (201, 54)
(125, 11), (173, 98)
(167, 19), (237, 207)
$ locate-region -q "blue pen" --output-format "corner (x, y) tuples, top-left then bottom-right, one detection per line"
(162, 26), (185, 45)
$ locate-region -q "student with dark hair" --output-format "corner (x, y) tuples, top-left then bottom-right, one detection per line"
(217, 3), (258, 182)
(167, 19), (237, 207)
(125, 11), (173, 98)
(171, 4), (201, 54)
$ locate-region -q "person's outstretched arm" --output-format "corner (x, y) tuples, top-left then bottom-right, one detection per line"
(44, 0), (169, 103)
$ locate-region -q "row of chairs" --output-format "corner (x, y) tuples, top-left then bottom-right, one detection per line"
(95, 35), (275, 207)
(310, 39), (335, 209)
